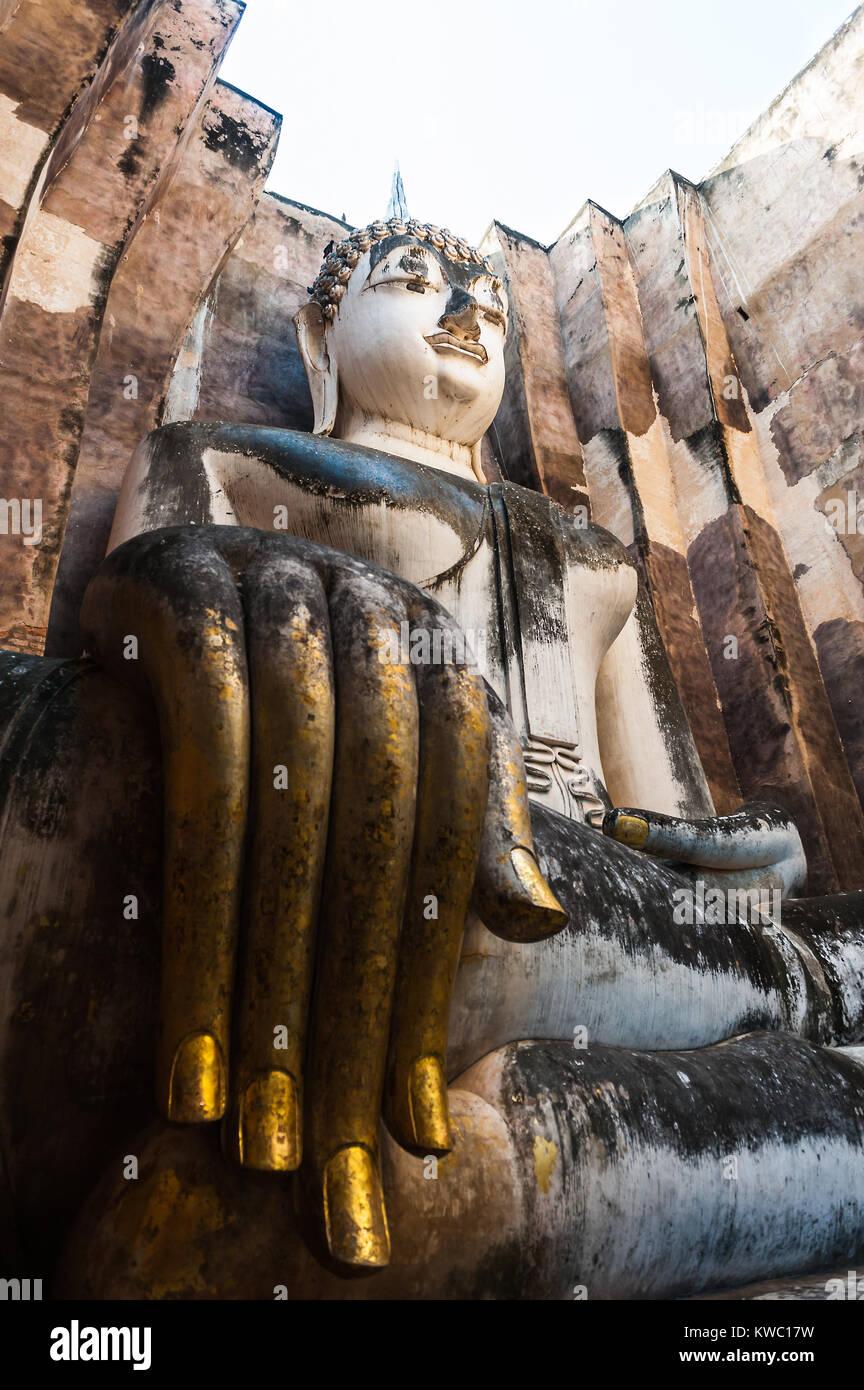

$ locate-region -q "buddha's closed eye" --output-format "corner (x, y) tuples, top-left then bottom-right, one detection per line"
(479, 304), (507, 329)
(365, 266), (438, 295)
(364, 248), (445, 297)
(366, 273), (433, 295)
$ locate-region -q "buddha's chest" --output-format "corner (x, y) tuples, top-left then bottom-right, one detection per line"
(207, 442), (634, 822)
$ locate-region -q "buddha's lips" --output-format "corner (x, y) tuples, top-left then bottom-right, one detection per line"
(424, 331), (488, 364)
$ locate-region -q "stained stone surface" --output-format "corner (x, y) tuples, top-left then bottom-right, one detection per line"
(481, 220), (588, 510)
(0, 0), (135, 282)
(0, 0), (245, 654)
(0, 0), (863, 894)
(44, 79), (280, 655)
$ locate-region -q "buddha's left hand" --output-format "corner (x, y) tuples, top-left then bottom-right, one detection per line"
(602, 804), (807, 899)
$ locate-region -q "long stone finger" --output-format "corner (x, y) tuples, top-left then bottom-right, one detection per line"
(226, 547), (335, 1172)
(302, 569), (419, 1271)
(472, 684), (568, 943)
(384, 610), (491, 1156)
(81, 527), (250, 1124)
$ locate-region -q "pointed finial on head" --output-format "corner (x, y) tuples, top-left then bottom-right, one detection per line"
(386, 161), (409, 221)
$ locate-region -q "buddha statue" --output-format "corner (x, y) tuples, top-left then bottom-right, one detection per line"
(3, 215), (864, 1298)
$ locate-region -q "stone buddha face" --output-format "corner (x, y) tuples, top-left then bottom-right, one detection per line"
(295, 220), (508, 481)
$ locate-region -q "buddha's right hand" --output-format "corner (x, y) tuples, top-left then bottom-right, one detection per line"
(80, 524), (566, 1272)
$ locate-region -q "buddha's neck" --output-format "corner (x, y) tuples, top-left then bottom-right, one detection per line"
(335, 411), (481, 482)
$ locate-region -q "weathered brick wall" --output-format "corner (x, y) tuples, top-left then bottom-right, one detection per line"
(700, 9), (864, 825)
(166, 191), (350, 433)
(0, 0), (257, 654)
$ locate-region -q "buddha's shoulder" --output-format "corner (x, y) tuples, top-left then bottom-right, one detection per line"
(137, 422), (488, 526)
(495, 480), (634, 573)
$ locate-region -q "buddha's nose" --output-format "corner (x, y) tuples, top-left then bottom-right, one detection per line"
(437, 288), (481, 341)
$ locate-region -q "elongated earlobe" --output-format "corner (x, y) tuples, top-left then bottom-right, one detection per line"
(294, 303), (338, 436)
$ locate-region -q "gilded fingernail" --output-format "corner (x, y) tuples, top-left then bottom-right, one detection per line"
(612, 813), (650, 849)
(408, 1055), (452, 1154)
(510, 846), (568, 936)
(238, 1070), (300, 1171)
(323, 1145), (390, 1269)
(166, 1032), (226, 1123)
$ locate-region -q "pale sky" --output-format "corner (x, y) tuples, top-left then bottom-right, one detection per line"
(220, 0), (856, 246)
